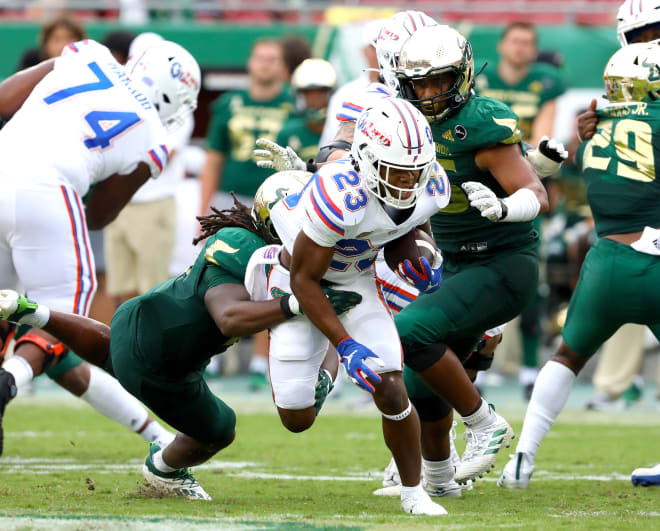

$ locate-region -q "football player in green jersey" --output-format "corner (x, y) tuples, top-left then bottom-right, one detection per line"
(391, 24), (559, 485)
(499, 42), (660, 489)
(276, 59), (337, 164)
(0, 171), (361, 501)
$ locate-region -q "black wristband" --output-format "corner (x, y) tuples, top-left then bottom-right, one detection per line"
(279, 295), (295, 319)
(306, 160), (318, 173)
(499, 199), (508, 220)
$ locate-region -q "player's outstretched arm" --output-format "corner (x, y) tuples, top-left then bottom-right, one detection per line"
(205, 283), (297, 337)
(205, 282), (361, 338)
(0, 59), (55, 119)
(0, 290), (111, 369)
(85, 164), (152, 229)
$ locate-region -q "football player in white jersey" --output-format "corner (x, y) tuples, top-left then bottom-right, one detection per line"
(0, 39), (200, 455)
(247, 97), (450, 516)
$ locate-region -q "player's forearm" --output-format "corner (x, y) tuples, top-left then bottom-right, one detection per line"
(290, 274), (348, 346)
(0, 58), (55, 118)
(85, 167), (150, 229)
(36, 310), (111, 369)
(215, 299), (290, 337)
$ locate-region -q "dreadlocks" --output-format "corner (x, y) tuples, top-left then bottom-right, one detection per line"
(193, 193), (277, 246)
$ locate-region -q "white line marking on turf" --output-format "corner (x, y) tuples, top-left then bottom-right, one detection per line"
(0, 457), (640, 482)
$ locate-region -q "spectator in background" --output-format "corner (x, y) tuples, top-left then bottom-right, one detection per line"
(199, 37), (293, 389)
(475, 22), (566, 398)
(281, 34), (312, 81)
(277, 59), (337, 163)
(320, 19), (384, 146)
(16, 15), (85, 71)
(104, 32), (194, 306)
(101, 29), (137, 64)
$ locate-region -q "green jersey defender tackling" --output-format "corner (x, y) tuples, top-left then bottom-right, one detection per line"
(0, 171), (360, 501)
(499, 42), (660, 488)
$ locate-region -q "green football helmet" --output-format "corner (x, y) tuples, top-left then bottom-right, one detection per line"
(252, 170), (311, 242)
(604, 42), (660, 102)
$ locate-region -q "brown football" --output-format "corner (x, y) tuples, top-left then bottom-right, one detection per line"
(384, 229), (437, 272)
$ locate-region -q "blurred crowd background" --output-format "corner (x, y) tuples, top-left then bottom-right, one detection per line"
(3, 0), (658, 410)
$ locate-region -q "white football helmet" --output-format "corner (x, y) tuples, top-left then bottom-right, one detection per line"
(603, 42), (660, 102)
(252, 170), (311, 242)
(291, 58), (337, 121)
(126, 40), (201, 131)
(352, 97), (436, 209)
(396, 25), (475, 123)
(617, 0), (660, 45)
(376, 10), (438, 91)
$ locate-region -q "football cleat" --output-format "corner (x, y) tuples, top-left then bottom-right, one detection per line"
(0, 368), (17, 456)
(382, 456), (401, 487)
(454, 412), (514, 483)
(631, 464), (660, 487)
(0, 290), (37, 324)
(497, 452), (535, 489)
(142, 444), (211, 500)
(401, 489), (448, 516)
(314, 368), (334, 415)
(423, 479), (462, 498)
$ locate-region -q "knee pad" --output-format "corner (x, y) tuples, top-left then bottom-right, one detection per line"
(403, 341), (447, 372)
(14, 333), (68, 373)
(316, 140), (352, 163)
(410, 394), (452, 422)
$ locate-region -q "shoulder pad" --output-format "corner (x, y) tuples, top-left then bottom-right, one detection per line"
(204, 227), (266, 279)
(336, 84), (394, 123)
(308, 161), (368, 231)
(424, 162), (451, 209)
(459, 96), (522, 147)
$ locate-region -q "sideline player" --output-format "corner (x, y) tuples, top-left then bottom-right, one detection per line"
(0, 39), (199, 454)
(0, 171), (361, 499)
(498, 42), (660, 488)
(248, 97), (450, 515)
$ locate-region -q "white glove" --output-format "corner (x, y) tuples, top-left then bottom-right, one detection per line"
(461, 181), (504, 222)
(0, 289), (19, 320)
(253, 138), (306, 171)
(527, 135), (568, 177)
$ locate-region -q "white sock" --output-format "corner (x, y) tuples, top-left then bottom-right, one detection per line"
(516, 360), (576, 459)
(400, 482), (424, 497)
(3, 355), (34, 389)
(248, 355), (268, 374)
(423, 457), (454, 485)
(461, 398), (495, 428)
(140, 420), (175, 448)
(152, 449), (177, 473)
(80, 365), (149, 432)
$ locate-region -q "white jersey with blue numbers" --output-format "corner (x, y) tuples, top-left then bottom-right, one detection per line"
(0, 39), (169, 198)
(270, 158), (450, 284)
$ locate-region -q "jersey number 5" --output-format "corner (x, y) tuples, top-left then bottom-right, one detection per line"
(44, 61), (141, 151)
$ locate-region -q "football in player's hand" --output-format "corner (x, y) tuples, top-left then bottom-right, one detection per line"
(384, 229), (437, 275)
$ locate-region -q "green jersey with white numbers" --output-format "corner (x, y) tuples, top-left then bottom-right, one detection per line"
(124, 227), (266, 372)
(430, 95), (538, 256)
(277, 117), (321, 163)
(576, 102), (660, 237)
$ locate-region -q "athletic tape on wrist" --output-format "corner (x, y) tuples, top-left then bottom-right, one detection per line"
(501, 188), (540, 222)
(382, 401), (412, 421)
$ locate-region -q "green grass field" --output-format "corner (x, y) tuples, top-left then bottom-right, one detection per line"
(1, 389), (659, 530)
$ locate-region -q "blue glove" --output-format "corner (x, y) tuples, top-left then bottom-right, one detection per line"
(397, 257), (443, 294)
(336, 337), (384, 393)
